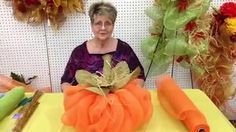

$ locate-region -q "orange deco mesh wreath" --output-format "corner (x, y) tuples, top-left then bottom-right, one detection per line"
(62, 55), (153, 132)
(5, 0), (84, 30)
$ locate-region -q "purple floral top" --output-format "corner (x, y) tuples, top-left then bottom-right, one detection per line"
(61, 39), (145, 85)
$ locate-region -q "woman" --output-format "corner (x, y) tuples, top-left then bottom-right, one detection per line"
(61, 2), (145, 91)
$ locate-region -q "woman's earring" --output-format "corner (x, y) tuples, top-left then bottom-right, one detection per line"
(91, 32), (94, 38)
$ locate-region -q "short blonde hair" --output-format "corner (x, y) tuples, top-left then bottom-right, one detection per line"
(88, 2), (117, 24)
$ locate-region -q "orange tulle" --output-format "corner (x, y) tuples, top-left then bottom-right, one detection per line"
(62, 79), (153, 132)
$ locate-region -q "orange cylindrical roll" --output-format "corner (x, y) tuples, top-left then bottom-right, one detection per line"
(0, 74), (34, 92)
(155, 75), (209, 132)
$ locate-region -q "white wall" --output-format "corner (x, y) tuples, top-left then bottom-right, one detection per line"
(0, 0), (234, 92)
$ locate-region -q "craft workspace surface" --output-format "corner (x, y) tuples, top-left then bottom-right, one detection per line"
(0, 89), (235, 132)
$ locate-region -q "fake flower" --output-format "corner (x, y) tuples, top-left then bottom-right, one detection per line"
(177, 0), (189, 12)
(220, 2), (236, 18)
(225, 17), (236, 34)
(6, 0), (84, 30)
(231, 35), (236, 42)
(184, 20), (197, 32)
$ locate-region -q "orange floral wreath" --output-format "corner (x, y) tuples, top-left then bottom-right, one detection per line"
(5, 0), (84, 30)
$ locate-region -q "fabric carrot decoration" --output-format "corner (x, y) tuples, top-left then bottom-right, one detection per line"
(155, 75), (210, 132)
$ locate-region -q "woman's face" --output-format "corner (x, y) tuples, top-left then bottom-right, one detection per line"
(91, 15), (114, 41)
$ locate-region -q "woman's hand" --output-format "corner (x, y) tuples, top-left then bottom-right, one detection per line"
(137, 79), (144, 87)
(61, 82), (72, 92)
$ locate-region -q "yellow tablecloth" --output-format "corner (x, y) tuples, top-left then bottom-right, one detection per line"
(0, 89), (235, 132)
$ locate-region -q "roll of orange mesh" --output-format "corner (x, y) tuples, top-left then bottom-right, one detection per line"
(0, 75), (34, 92)
(155, 75), (210, 132)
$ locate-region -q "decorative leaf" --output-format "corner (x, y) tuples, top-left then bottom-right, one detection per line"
(146, 50), (172, 75)
(10, 72), (26, 84)
(10, 72), (37, 85)
(188, 0), (210, 14)
(84, 87), (108, 96)
(113, 67), (141, 89)
(25, 76), (37, 85)
(75, 70), (98, 86)
(96, 76), (111, 88)
(67, 0), (84, 13)
(141, 36), (160, 59)
(102, 55), (113, 83)
(148, 24), (162, 35)
(130, 67), (141, 81)
(75, 54), (141, 95)
(164, 37), (189, 56)
(145, 5), (163, 21)
(163, 0), (211, 30)
(149, 62), (171, 75)
(164, 28), (176, 39)
(191, 63), (205, 76)
(179, 60), (191, 68)
(112, 61), (130, 79)
(185, 46), (198, 56)
(53, 0), (61, 7)
(153, 51), (172, 66)
(158, 0), (173, 10)
(164, 7), (196, 30)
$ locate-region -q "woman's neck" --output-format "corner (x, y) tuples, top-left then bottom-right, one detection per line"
(87, 37), (117, 54)
(93, 37), (113, 48)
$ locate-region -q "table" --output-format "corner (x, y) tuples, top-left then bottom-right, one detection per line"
(0, 89), (235, 132)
